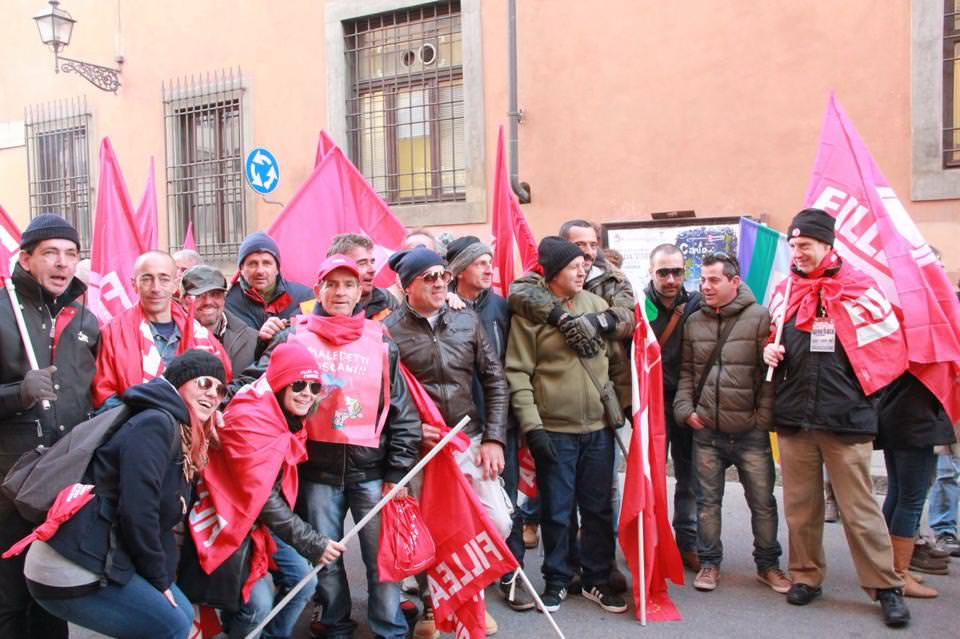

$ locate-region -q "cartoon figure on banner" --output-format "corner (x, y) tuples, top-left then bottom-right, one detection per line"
(675, 226), (738, 291)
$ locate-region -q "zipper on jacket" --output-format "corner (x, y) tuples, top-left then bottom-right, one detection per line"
(715, 317), (722, 432)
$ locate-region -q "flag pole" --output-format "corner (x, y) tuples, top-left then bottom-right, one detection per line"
(765, 276), (793, 382)
(514, 567), (567, 639)
(4, 278), (49, 411)
(244, 416), (471, 639)
(638, 516), (647, 626)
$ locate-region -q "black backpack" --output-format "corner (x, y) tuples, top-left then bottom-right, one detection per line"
(1, 405), (132, 523)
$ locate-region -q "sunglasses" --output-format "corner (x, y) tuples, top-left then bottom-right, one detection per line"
(655, 267), (684, 279)
(291, 380), (323, 394)
(195, 376), (226, 399)
(419, 270), (452, 284)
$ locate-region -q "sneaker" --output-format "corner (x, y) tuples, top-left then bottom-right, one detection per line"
(539, 584), (567, 613)
(413, 606), (439, 639)
(309, 603), (328, 637)
(756, 567), (792, 594)
(583, 584), (628, 613)
(522, 523), (540, 549)
(609, 566), (628, 594)
(499, 573), (536, 611)
(936, 532), (960, 557)
(693, 566), (719, 591)
(485, 610), (498, 636)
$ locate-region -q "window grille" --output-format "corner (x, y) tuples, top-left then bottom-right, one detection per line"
(944, 1), (960, 167)
(24, 97), (92, 251)
(345, 1), (465, 205)
(163, 68), (246, 260)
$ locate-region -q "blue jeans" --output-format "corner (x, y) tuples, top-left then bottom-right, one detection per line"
(693, 429), (782, 570)
(300, 479), (406, 639)
(34, 576), (193, 639)
(883, 447), (938, 538)
(223, 533), (316, 639)
(665, 393), (699, 552)
(929, 454), (960, 536)
(538, 429), (615, 589)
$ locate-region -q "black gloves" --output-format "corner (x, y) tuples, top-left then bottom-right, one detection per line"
(20, 366), (57, 409)
(525, 428), (558, 467)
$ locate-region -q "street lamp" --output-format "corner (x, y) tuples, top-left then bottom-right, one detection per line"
(33, 0), (122, 93)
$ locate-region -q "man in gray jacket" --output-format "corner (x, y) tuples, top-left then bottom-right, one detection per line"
(181, 265), (258, 372)
(673, 253), (789, 594)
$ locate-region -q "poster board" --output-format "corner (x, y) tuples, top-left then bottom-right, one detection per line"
(602, 217), (742, 294)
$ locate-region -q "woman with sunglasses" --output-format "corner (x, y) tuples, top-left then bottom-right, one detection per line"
(181, 341), (345, 639)
(23, 350), (227, 639)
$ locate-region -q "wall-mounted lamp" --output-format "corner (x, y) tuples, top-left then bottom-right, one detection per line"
(33, 0), (122, 93)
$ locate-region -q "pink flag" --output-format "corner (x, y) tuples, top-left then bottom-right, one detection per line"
(183, 220), (196, 250)
(0, 204), (22, 279)
(268, 132), (406, 288)
(89, 138), (145, 324)
(491, 126), (538, 297)
(134, 157), (158, 251)
(804, 94), (960, 420)
(315, 130), (337, 168)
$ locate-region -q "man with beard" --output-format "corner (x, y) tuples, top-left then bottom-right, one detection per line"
(181, 265), (258, 372)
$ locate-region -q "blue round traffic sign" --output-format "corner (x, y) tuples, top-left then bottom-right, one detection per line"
(245, 147), (280, 194)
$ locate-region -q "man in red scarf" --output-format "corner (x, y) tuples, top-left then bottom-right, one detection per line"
(764, 208), (909, 628)
(92, 251), (231, 408)
(234, 255), (421, 639)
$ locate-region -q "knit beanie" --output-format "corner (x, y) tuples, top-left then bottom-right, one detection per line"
(445, 236), (493, 276)
(266, 341), (321, 393)
(387, 246), (445, 289)
(788, 208), (835, 246)
(537, 236), (584, 282)
(237, 231), (281, 268)
(20, 213), (81, 251)
(162, 349), (227, 389)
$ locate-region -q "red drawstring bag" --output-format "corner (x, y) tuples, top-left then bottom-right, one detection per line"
(377, 495), (436, 582)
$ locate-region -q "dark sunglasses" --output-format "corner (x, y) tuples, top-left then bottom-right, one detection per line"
(419, 270), (452, 284)
(655, 267), (684, 278)
(291, 380), (323, 394)
(194, 376), (226, 399)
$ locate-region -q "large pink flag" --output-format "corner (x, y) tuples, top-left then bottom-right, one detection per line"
(491, 126), (538, 297)
(134, 158), (158, 251)
(0, 205), (21, 279)
(268, 132), (406, 288)
(315, 130), (337, 168)
(804, 94), (960, 421)
(89, 138), (145, 324)
(182, 220), (196, 250)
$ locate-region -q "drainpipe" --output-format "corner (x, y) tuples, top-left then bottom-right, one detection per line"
(507, 0), (531, 203)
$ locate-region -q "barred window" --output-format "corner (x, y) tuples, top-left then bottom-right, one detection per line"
(945, 1), (960, 167)
(345, 1), (465, 205)
(163, 69), (246, 260)
(24, 97), (92, 251)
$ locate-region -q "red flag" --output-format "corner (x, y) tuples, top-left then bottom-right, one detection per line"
(0, 204), (22, 279)
(3, 484), (94, 558)
(183, 220), (196, 250)
(89, 138), (145, 324)
(134, 157), (158, 251)
(491, 126), (539, 298)
(618, 303), (683, 622)
(268, 132), (406, 289)
(397, 363), (470, 453)
(803, 94), (960, 419)
(315, 130), (337, 167)
(517, 447), (536, 499)
(189, 606), (224, 639)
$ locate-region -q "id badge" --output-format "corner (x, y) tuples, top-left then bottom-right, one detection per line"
(810, 318), (836, 353)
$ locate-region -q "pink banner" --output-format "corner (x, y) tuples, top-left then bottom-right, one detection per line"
(0, 204), (21, 279)
(491, 126), (538, 298)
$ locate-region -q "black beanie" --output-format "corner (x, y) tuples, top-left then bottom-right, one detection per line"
(788, 208), (835, 246)
(20, 213), (81, 251)
(162, 349), (227, 389)
(537, 236), (584, 282)
(237, 231), (281, 268)
(388, 246), (445, 289)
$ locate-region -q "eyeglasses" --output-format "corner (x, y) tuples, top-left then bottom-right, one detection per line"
(419, 270), (452, 284)
(194, 376), (226, 399)
(291, 380), (323, 394)
(655, 267), (684, 279)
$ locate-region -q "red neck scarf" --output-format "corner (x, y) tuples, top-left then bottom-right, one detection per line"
(306, 311), (365, 345)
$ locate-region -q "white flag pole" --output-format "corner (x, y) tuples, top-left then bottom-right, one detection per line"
(765, 276), (793, 382)
(5, 278), (50, 410)
(244, 416), (471, 639)
(638, 516), (647, 626)
(514, 566), (567, 639)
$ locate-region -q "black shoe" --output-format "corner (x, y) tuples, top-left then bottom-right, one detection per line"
(539, 583), (567, 613)
(786, 583), (822, 606)
(499, 573), (536, 612)
(583, 584), (628, 613)
(877, 588), (910, 628)
(936, 532), (960, 557)
(609, 566), (628, 594)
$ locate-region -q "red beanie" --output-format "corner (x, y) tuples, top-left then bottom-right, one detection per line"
(266, 341), (321, 393)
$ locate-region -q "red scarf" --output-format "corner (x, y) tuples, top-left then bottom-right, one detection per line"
(306, 311), (365, 345)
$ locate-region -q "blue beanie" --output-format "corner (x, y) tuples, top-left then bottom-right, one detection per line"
(21, 213), (81, 251)
(388, 246), (445, 289)
(237, 231), (280, 267)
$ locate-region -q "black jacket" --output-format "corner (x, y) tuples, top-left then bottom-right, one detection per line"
(0, 265), (99, 476)
(224, 274), (313, 332)
(875, 372), (956, 450)
(459, 287), (513, 434)
(645, 281), (700, 397)
(362, 286), (399, 321)
(384, 303), (508, 445)
(47, 379), (188, 592)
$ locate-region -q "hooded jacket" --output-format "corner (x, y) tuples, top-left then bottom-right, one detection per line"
(673, 283), (774, 434)
(224, 273), (313, 332)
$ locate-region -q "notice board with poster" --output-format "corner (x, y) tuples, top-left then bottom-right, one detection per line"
(602, 217), (742, 295)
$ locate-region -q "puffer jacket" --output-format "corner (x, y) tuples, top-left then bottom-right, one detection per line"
(875, 372), (956, 450)
(673, 283), (773, 433)
(505, 288), (610, 435)
(384, 304), (508, 445)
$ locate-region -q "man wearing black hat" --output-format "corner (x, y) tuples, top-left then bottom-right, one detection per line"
(0, 214), (99, 638)
(764, 208), (910, 627)
(505, 236), (627, 615)
(182, 265), (258, 372)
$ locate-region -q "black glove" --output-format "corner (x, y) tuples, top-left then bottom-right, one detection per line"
(547, 304), (573, 327)
(20, 366), (57, 409)
(525, 429), (558, 467)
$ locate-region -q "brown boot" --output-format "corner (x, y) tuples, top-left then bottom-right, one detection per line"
(891, 535), (938, 598)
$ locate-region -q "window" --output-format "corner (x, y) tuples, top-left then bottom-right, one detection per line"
(944, 1), (960, 167)
(24, 97), (92, 251)
(163, 69), (246, 260)
(345, 1), (465, 205)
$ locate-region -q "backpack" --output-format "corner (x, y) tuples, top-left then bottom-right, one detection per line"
(1, 404), (132, 523)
